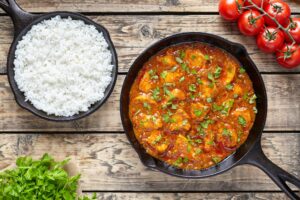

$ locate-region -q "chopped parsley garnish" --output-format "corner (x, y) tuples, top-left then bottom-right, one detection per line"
(148, 69), (158, 80)
(253, 106), (258, 114)
(225, 83), (233, 90)
(208, 72), (214, 82)
(195, 148), (203, 155)
(143, 102), (151, 110)
(152, 87), (161, 101)
(181, 63), (190, 72)
(152, 135), (162, 144)
(194, 109), (203, 117)
(200, 119), (214, 129)
(171, 104), (178, 110)
(175, 57), (183, 64)
(206, 97), (213, 103)
(160, 71), (168, 79)
(170, 66), (178, 72)
(191, 69), (197, 75)
(189, 84), (197, 92)
(179, 76), (185, 82)
(191, 55), (197, 60)
(212, 156), (221, 164)
(197, 126), (206, 136)
(195, 139), (202, 144)
(222, 128), (232, 137)
(239, 67), (246, 74)
(204, 54), (210, 61)
(197, 78), (203, 85)
(207, 140), (215, 146)
(182, 119), (189, 126)
(249, 94), (257, 104)
(214, 66), (222, 79)
(183, 157), (189, 163)
(212, 103), (223, 112)
(221, 99), (234, 115)
(233, 94), (239, 99)
(180, 51), (186, 59)
(187, 144), (192, 152)
(238, 116), (247, 127)
(243, 93), (249, 100)
(163, 112), (175, 123)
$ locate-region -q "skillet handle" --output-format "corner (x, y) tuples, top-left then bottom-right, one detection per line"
(239, 141), (300, 200)
(0, 0), (36, 37)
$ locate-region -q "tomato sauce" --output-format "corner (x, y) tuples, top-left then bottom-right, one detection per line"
(129, 43), (257, 170)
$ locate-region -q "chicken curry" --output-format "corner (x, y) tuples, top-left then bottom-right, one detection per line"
(129, 42), (257, 170)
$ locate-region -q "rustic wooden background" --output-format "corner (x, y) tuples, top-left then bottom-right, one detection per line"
(0, 0), (299, 199)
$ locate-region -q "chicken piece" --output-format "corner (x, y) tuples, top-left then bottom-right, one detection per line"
(133, 94), (157, 105)
(139, 71), (157, 92)
(216, 123), (238, 148)
(168, 109), (191, 132)
(161, 71), (182, 83)
(203, 132), (215, 152)
(146, 130), (169, 153)
(190, 102), (209, 121)
(231, 107), (252, 127)
(220, 60), (237, 84)
(168, 88), (186, 101)
(132, 112), (162, 130)
(157, 55), (177, 67)
(185, 49), (205, 68)
(233, 84), (243, 96)
(199, 79), (218, 98)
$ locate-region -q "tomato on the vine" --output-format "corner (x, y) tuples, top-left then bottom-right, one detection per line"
(263, 0), (291, 26)
(276, 44), (300, 68)
(284, 18), (300, 43)
(256, 27), (284, 53)
(219, 0), (244, 21)
(238, 10), (265, 36)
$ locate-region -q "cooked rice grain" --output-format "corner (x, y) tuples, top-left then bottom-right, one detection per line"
(14, 16), (113, 117)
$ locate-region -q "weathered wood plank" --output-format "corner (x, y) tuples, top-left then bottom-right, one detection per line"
(0, 74), (299, 132)
(0, 0), (298, 13)
(0, 133), (299, 191)
(84, 192), (300, 200)
(1, 15), (300, 74)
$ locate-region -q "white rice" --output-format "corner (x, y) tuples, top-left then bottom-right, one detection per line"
(14, 16), (113, 117)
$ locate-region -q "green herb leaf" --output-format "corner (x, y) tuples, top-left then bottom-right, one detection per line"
(189, 84), (197, 92)
(179, 77), (185, 82)
(249, 94), (257, 104)
(206, 97), (213, 103)
(200, 119), (214, 129)
(175, 57), (183, 64)
(214, 66), (222, 79)
(152, 135), (162, 144)
(212, 156), (221, 164)
(204, 54), (210, 61)
(239, 67), (246, 74)
(152, 87), (161, 101)
(194, 109), (203, 117)
(238, 116), (247, 127)
(225, 83), (233, 90)
(143, 102), (151, 110)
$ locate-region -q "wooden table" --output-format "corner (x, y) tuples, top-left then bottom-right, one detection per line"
(0, 1), (299, 199)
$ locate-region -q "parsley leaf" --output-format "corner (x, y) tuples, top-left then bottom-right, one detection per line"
(238, 116), (247, 127)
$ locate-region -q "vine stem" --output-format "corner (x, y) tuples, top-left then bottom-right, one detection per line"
(245, 0), (296, 46)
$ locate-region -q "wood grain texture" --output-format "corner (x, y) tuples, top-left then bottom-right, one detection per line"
(1, 15), (300, 74)
(0, 0), (298, 13)
(0, 74), (299, 132)
(85, 192), (300, 200)
(0, 133), (299, 191)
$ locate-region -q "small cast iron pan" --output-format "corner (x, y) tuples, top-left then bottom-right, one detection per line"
(0, 0), (118, 121)
(120, 32), (300, 199)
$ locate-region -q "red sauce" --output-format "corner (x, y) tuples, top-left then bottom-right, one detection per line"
(129, 43), (257, 170)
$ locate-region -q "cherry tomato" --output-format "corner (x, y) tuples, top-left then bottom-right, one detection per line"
(276, 44), (300, 69)
(256, 27), (284, 53)
(219, 0), (244, 21)
(238, 10), (265, 36)
(264, 0), (291, 26)
(284, 18), (300, 44)
(244, 0), (263, 7)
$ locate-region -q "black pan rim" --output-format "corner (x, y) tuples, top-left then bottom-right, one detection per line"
(120, 32), (268, 178)
(7, 11), (119, 122)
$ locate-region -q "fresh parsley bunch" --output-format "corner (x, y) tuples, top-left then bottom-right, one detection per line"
(0, 154), (96, 200)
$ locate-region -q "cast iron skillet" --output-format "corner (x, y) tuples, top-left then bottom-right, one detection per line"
(0, 0), (118, 121)
(120, 32), (300, 199)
